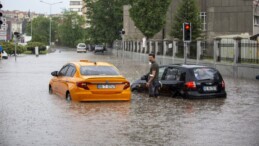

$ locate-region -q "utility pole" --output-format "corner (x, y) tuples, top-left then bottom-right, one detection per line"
(40, 1), (62, 48)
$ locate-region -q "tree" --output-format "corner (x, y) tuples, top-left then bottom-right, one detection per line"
(170, 0), (201, 40)
(58, 11), (85, 47)
(84, 0), (130, 45)
(26, 16), (58, 44)
(129, 0), (171, 39)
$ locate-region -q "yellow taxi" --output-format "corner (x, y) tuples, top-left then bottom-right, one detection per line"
(49, 60), (131, 101)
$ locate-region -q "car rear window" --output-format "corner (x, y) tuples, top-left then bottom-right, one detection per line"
(79, 44), (86, 47)
(193, 68), (220, 81)
(80, 66), (120, 76)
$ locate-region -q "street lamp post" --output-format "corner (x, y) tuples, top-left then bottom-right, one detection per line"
(40, 0), (62, 48)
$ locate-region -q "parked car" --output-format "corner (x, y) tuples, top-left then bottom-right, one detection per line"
(94, 45), (105, 53)
(76, 43), (87, 53)
(256, 75), (259, 80)
(49, 60), (131, 101)
(1, 51), (8, 59)
(131, 64), (227, 99)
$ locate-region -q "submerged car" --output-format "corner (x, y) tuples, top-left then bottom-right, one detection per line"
(49, 60), (131, 101)
(76, 43), (87, 53)
(131, 64), (226, 99)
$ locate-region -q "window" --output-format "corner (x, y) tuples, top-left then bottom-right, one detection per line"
(66, 66), (76, 77)
(200, 12), (206, 31)
(70, 8), (81, 12)
(254, 16), (259, 25)
(158, 67), (166, 80)
(164, 68), (181, 81)
(70, 1), (82, 5)
(59, 66), (69, 76)
(80, 66), (120, 76)
(193, 68), (220, 81)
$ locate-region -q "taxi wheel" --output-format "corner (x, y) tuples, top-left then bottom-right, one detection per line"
(66, 92), (72, 102)
(49, 85), (53, 94)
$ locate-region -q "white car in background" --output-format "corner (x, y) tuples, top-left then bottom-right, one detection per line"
(76, 43), (87, 53)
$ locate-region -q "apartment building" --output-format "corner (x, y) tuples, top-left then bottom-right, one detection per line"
(69, 0), (83, 15)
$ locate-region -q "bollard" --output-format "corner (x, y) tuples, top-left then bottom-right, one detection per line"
(35, 46), (39, 57)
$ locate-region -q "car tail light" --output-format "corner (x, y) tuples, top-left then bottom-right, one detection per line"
(222, 80), (225, 88)
(77, 82), (89, 90)
(123, 81), (130, 90)
(185, 81), (196, 89)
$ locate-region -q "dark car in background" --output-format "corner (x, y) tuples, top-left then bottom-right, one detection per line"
(131, 64), (227, 99)
(94, 45), (106, 53)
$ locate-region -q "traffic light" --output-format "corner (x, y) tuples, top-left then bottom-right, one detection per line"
(183, 22), (191, 42)
(0, 3), (2, 28)
(14, 32), (21, 39)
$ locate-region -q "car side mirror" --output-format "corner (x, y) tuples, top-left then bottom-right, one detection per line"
(51, 71), (58, 77)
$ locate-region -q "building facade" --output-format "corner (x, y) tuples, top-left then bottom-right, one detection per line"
(69, 0), (83, 16)
(124, 0), (259, 41)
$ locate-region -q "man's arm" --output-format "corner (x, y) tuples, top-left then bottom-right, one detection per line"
(146, 70), (156, 87)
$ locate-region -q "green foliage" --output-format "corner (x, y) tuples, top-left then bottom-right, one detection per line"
(58, 11), (85, 47)
(26, 42), (47, 53)
(129, 0), (171, 39)
(170, 0), (202, 40)
(0, 42), (26, 54)
(26, 16), (58, 44)
(84, 0), (129, 44)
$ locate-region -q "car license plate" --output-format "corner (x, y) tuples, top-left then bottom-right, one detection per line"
(203, 86), (217, 91)
(97, 84), (115, 89)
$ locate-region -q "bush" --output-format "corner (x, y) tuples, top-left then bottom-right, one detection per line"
(26, 42), (47, 54)
(0, 42), (26, 54)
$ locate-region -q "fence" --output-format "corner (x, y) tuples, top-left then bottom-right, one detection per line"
(114, 38), (259, 65)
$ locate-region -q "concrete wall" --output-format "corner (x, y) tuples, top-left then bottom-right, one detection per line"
(116, 49), (259, 80)
(206, 0), (254, 39)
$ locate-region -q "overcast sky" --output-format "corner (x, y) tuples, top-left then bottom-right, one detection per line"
(1, 0), (69, 14)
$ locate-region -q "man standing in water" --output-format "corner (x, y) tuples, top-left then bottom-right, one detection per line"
(146, 53), (159, 98)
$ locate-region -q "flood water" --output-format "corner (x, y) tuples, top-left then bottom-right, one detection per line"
(0, 49), (258, 146)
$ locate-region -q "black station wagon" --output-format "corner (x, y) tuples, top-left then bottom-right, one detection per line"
(131, 64), (227, 98)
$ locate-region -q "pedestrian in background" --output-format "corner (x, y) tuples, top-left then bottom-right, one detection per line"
(146, 53), (160, 98)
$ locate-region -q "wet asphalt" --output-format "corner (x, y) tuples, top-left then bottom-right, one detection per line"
(0, 48), (259, 146)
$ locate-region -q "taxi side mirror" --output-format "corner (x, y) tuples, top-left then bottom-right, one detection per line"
(51, 71), (58, 77)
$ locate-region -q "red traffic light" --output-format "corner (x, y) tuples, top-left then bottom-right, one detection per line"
(185, 24), (190, 30)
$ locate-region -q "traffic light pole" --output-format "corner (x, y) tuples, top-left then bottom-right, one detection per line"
(184, 42), (187, 64)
